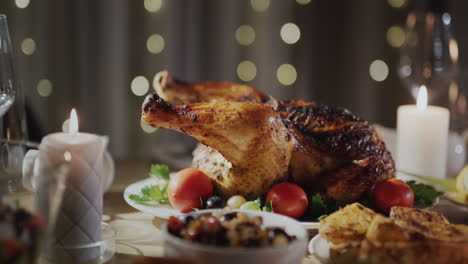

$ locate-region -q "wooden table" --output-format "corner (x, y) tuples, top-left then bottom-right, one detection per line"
(15, 159), (321, 264)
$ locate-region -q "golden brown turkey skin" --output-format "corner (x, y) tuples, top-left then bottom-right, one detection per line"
(143, 70), (395, 202)
(142, 94), (292, 199)
(153, 70), (268, 104)
(272, 100), (395, 201)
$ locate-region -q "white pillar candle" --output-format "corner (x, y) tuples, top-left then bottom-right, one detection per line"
(396, 86), (450, 179)
(35, 109), (108, 263)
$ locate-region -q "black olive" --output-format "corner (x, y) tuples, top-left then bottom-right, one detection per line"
(220, 212), (238, 222)
(268, 228), (288, 239)
(206, 196), (224, 209)
(178, 215), (194, 225)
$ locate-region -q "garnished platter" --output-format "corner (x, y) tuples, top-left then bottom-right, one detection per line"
(123, 176), (320, 229)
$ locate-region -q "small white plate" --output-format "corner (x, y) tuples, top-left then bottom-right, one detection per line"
(123, 177), (320, 229)
(308, 234), (331, 263)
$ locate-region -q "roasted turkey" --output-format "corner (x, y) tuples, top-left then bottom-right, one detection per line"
(142, 71), (395, 202)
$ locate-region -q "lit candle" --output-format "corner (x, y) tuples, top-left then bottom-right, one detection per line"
(396, 86), (450, 179)
(35, 109), (109, 263)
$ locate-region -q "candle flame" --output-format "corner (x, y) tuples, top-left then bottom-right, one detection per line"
(416, 85), (428, 110)
(69, 108), (79, 133)
(64, 151), (72, 162)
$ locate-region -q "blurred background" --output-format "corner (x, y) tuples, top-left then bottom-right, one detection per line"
(0, 0), (466, 164)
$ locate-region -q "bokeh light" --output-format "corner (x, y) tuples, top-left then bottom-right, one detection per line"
(141, 119), (158, 133)
(387, 0), (406, 8)
(147, 34), (165, 54)
(250, 0), (270, 12)
(235, 25), (256, 46)
(369, 60), (389, 82)
(458, 95), (466, 114)
(237, 61), (257, 82)
(37, 79), (53, 97)
(2, 40), (7, 53)
(386, 26), (405, 48)
(280, 23), (301, 44)
(144, 0), (162, 13)
(449, 38), (459, 63)
(15, 0), (30, 9)
(131, 76), (150, 96)
(62, 119), (70, 133)
(21, 38), (36, 55)
(442, 13), (451, 25)
(296, 0), (312, 5)
(277, 64), (297, 86)
(449, 82), (458, 104)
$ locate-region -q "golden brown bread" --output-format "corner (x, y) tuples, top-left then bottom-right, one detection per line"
(318, 203), (378, 244)
(365, 214), (410, 243)
(322, 204), (468, 264)
(389, 206), (449, 224)
(330, 239), (468, 264)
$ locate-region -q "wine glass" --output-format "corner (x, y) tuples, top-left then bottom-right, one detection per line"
(0, 14), (29, 195)
(0, 15), (16, 117)
(397, 10), (458, 104)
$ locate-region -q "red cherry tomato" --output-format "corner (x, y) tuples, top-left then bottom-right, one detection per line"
(373, 178), (414, 214)
(26, 215), (45, 230)
(266, 182), (308, 219)
(0, 239), (24, 257)
(167, 168), (213, 213)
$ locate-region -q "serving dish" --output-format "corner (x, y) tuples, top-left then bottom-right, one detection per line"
(123, 177), (320, 229)
(162, 209), (308, 264)
(308, 234), (331, 263)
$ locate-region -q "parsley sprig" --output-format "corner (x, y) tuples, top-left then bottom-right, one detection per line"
(129, 164), (171, 205)
(407, 180), (442, 208)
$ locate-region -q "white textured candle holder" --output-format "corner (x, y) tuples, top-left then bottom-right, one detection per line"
(31, 133), (112, 263)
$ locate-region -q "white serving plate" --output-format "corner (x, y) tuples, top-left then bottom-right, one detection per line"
(162, 209), (308, 264)
(123, 177), (320, 229)
(308, 234), (332, 263)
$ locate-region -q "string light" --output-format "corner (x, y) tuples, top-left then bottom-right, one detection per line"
(141, 119), (158, 133)
(37, 79), (53, 97)
(250, 0), (270, 12)
(387, 0), (406, 8)
(280, 23), (300, 44)
(147, 34), (165, 54)
(131, 76), (150, 96)
(235, 25), (255, 46)
(386, 26), (405, 48)
(62, 119), (70, 133)
(15, 0), (30, 9)
(449, 38), (459, 63)
(277, 64), (297, 86)
(237, 61), (257, 82)
(144, 0), (162, 13)
(21, 38), (36, 55)
(369, 60), (389, 82)
(296, 0), (311, 5)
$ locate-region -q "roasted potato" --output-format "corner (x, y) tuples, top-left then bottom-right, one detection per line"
(365, 214), (410, 243)
(319, 203), (378, 244)
(389, 206), (449, 224)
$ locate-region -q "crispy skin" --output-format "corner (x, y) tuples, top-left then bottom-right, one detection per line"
(271, 100), (395, 201)
(143, 70), (395, 201)
(330, 239), (468, 264)
(365, 214), (411, 243)
(319, 203), (378, 244)
(324, 204), (468, 264)
(390, 206), (449, 224)
(153, 70), (268, 104)
(142, 94), (292, 199)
